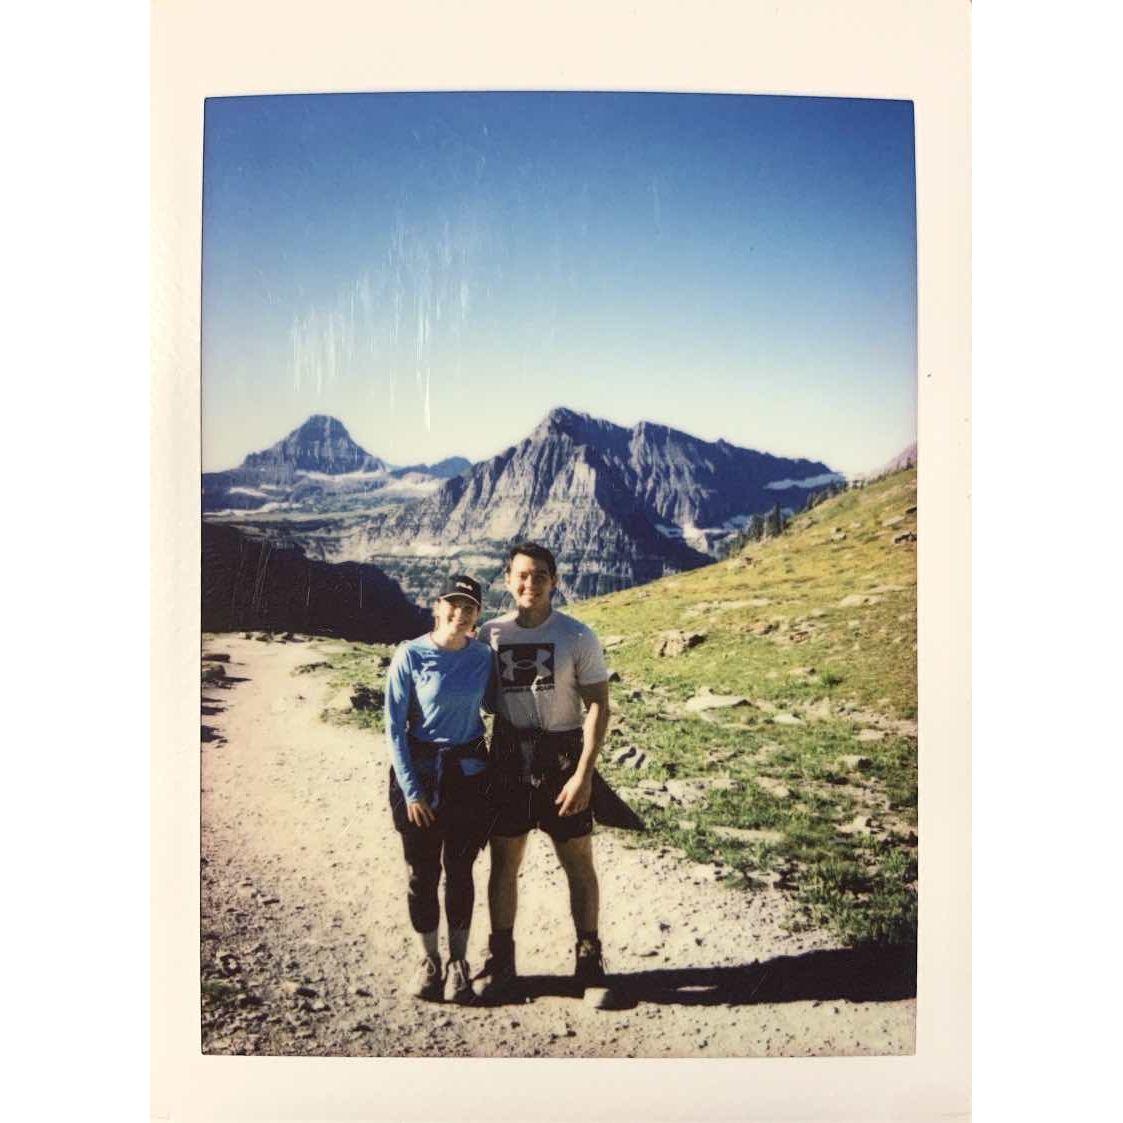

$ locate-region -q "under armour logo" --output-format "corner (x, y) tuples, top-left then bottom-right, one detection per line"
(497, 644), (555, 688)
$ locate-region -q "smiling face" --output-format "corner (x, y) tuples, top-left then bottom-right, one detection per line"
(433, 595), (480, 638)
(505, 553), (557, 612)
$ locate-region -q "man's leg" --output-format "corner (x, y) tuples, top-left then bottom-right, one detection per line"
(551, 833), (599, 933)
(552, 833), (610, 997)
(473, 833), (529, 1002)
(487, 833), (529, 930)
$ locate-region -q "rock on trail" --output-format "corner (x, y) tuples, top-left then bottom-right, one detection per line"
(200, 635), (915, 1058)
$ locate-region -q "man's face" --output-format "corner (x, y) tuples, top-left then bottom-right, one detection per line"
(506, 554), (557, 610)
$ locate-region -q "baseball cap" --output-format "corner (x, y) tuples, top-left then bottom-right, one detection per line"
(437, 574), (482, 608)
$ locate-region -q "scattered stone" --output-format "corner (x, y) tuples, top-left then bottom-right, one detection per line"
(905, 505), (917, 515)
(584, 987), (614, 1010)
(882, 514), (906, 528)
(771, 712), (802, 726)
(749, 620), (777, 636)
(838, 594), (883, 608)
(839, 814), (874, 835)
(857, 728), (886, 742)
(353, 1022), (374, 1033)
(893, 531), (917, 544)
(602, 635), (626, 650)
(607, 670), (622, 683)
(203, 653), (231, 663)
(353, 987), (372, 998)
(683, 688), (750, 713)
(803, 697), (833, 721)
(626, 689), (643, 702)
(664, 780), (709, 807)
(754, 777), (791, 799)
(652, 630), (706, 657)
(627, 751), (648, 771)
(788, 666), (815, 678)
(612, 745), (638, 766)
(838, 755), (874, 771)
(830, 531), (847, 542)
(678, 820), (697, 831)
(202, 664), (226, 683)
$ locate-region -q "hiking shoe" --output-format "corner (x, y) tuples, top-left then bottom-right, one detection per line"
(407, 955), (443, 1002)
(575, 936), (618, 1008)
(444, 958), (475, 1005)
(574, 936), (607, 989)
(472, 944), (519, 1004)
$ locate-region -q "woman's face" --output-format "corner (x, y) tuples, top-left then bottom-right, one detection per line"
(433, 595), (479, 636)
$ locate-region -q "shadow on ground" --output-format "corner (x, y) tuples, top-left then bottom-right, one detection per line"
(515, 944), (916, 1009)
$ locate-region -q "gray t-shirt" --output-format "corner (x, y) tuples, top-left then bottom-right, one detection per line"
(477, 609), (608, 732)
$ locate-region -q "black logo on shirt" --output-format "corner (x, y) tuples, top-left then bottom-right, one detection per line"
(497, 644), (555, 692)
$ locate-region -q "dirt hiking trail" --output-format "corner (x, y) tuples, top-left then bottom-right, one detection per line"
(200, 635), (915, 1058)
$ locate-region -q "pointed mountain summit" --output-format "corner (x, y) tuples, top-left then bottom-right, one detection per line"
(346, 408), (842, 600)
(202, 416), (436, 513)
(242, 415), (385, 476)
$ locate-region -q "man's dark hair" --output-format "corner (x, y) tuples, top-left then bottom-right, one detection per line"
(506, 541), (558, 579)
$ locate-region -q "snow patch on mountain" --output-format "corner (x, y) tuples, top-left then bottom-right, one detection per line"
(765, 472), (847, 491)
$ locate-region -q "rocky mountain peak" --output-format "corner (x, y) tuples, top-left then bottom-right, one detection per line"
(242, 415), (384, 475)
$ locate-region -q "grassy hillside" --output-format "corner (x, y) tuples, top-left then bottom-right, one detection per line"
(570, 468), (918, 946)
(310, 469), (918, 946)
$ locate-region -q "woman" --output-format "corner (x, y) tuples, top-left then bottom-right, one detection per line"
(384, 573), (495, 1003)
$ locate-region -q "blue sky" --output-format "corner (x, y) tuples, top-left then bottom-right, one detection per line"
(202, 92), (915, 477)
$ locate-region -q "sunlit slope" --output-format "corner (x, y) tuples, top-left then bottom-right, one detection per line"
(573, 469), (917, 718)
(569, 469), (918, 946)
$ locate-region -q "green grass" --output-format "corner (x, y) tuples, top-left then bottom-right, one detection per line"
(573, 470), (918, 946)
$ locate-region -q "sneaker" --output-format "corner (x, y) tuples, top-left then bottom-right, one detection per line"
(444, 958), (474, 1005)
(472, 941), (519, 1004)
(408, 955), (443, 1002)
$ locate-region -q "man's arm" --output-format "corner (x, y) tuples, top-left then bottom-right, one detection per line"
(556, 679), (610, 816)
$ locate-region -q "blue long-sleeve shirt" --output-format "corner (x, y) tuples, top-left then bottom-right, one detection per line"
(384, 635), (495, 804)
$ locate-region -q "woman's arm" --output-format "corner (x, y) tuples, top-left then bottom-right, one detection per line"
(384, 648), (427, 807)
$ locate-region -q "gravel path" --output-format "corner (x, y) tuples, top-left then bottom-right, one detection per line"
(200, 635), (915, 1058)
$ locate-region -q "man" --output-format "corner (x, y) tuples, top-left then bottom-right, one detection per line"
(474, 542), (611, 1003)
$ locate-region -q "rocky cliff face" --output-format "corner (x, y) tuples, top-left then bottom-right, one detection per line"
(201, 522), (429, 642)
(242, 415), (384, 476)
(344, 408), (840, 601)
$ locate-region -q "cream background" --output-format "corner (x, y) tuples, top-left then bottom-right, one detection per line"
(151, 1), (970, 1119)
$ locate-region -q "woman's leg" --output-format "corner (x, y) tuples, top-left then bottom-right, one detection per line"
(442, 832), (478, 959)
(400, 825), (443, 955)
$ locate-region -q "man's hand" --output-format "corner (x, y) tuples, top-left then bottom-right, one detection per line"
(555, 770), (593, 816)
(406, 798), (436, 828)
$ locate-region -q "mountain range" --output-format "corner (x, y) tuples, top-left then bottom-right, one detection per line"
(202, 416), (470, 515)
(205, 409), (848, 605)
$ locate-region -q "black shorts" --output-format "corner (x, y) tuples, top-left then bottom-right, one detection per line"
(387, 765), (494, 856)
(488, 768), (593, 843)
